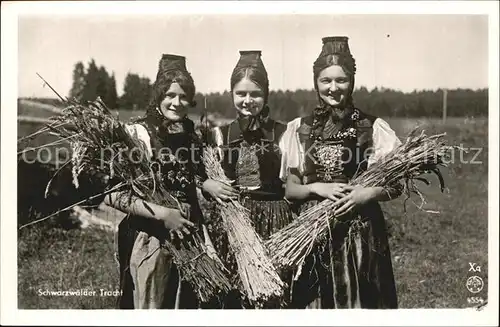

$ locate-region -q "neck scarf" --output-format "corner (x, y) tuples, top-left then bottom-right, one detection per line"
(237, 105), (270, 132)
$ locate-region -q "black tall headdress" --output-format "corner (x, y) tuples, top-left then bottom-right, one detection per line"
(318, 36), (351, 57)
(314, 36), (356, 76)
(155, 54), (189, 80)
(232, 50), (268, 77)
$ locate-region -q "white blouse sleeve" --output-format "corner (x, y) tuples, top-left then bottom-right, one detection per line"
(368, 118), (402, 168)
(125, 123), (153, 158)
(279, 117), (305, 181)
(212, 126), (224, 160)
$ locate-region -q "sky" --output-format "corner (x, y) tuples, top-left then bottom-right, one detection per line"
(18, 14), (489, 98)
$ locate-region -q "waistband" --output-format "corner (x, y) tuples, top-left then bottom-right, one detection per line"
(239, 188), (285, 201)
(303, 174), (349, 185)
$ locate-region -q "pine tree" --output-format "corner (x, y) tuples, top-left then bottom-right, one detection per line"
(120, 73), (151, 110)
(105, 73), (118, 109)
(96, 66), (109, 102)
(69, 62), (86, 101)
(138, 77), (152, 109)
(121, 73), (139, 110)
(82, 59), (100, 102)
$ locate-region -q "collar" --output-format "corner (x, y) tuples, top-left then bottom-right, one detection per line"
(228, 117), (275, 145)
(237, 110), (272, 131)
(314, 105), (355, 123)
(155, 116), (195, 142)
(306, 107), (360, 141)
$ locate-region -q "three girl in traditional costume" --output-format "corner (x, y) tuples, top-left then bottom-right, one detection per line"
(109, 36), (402, 309)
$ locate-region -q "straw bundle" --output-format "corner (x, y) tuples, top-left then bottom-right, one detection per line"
(266, 129), (455, 274)
(45, 97), (232, 303)
(203, 146), (285, 306)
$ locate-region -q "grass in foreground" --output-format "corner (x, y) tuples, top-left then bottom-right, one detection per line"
(384, 117), (488, 308)
(18, 224), (119, 309)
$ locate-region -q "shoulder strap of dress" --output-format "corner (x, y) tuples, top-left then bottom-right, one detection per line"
(355, 109), (377, 125)
(226, 119), (243, 145)
(352, 109), (375, 145)
(302, 115), (314, 127)
(273, 120), (287, 141)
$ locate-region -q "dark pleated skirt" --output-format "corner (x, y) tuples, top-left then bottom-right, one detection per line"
(206, 194), (295, 308)
(288, 199), (398, 309)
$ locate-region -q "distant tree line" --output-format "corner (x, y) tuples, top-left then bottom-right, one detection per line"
(69, 59), (151, 110)
(197, 87), (488, 121)
(63, 60), (488, 120)
(69, 60), (118, 109)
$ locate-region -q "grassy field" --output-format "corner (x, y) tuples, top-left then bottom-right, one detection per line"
(18, 226), (120, 309)
(17, 101), (489, 309)
(381, 117), (489, 308)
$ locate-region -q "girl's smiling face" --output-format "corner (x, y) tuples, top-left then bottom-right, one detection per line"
(232, 77), (265, 116)
(159, 82), (190, 121)
(316, 64), (352, 109)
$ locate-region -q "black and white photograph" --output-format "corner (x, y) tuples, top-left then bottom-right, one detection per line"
(1, 1), (499, 326)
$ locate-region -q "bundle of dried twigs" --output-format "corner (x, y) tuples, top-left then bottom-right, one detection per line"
(266, 129), (455, 275)
(203, 146), (285, 306)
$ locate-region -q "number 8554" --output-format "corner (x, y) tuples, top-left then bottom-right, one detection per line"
(467, 297), (484, 304)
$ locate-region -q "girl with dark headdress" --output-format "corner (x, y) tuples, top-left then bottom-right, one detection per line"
(201, 50), (295, 308)
(279, 37), (401, 309)
(105, 54), (209, 309)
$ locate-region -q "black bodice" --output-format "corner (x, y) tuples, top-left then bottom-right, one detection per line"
(207, 118), (286, 198)
(140, 120), (206, 205)
(299, 109), (377, 185)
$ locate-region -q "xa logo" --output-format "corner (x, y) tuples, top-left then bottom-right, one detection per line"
(469, 262), (481, 273)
